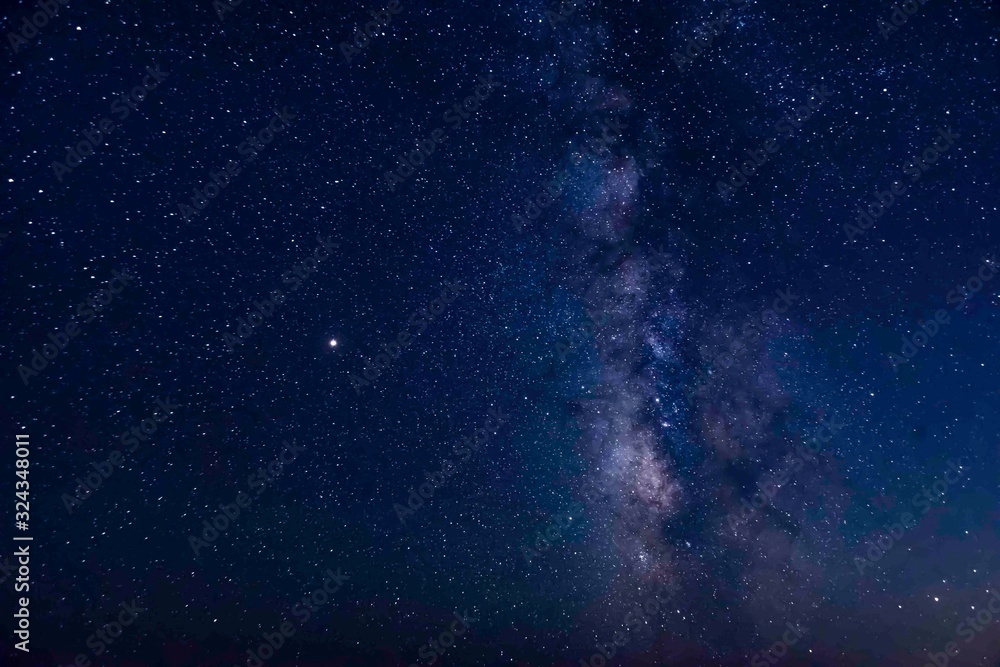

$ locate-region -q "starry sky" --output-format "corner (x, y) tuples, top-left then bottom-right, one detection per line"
(2, 0), (999, 665)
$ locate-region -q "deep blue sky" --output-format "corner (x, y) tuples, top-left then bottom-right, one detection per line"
(1, 1), (998, 666)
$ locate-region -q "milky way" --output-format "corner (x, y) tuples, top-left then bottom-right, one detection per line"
(5, 0), (998, 665)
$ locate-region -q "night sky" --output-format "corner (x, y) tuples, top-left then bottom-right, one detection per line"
(2, 0), (1000, 665)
